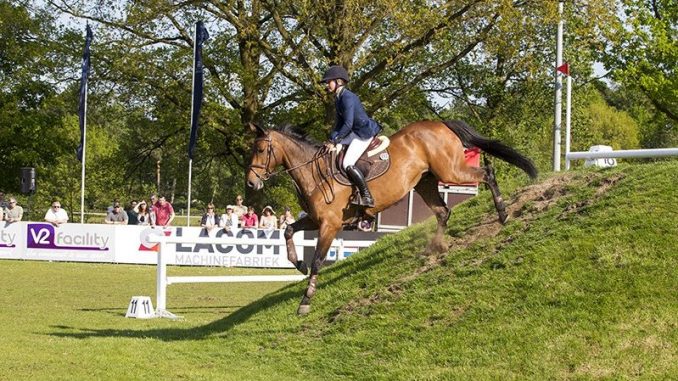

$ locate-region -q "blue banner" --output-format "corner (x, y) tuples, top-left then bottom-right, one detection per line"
(76, 24), (93, 162)
(188, 21), (210, 160)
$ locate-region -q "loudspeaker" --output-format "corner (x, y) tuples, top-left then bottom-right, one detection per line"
(21, 167), (36, 194)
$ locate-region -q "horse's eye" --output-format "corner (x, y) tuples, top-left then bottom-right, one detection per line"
(257, 148), (265, 153)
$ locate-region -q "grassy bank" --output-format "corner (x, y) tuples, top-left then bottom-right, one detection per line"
(1, 161), (676, 380)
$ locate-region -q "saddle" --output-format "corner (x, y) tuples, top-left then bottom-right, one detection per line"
(331, 136), (391, 186)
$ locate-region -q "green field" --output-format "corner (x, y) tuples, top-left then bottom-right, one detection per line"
(1, 161), (676, 380)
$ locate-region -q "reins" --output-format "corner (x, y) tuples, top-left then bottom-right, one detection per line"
(248, 136), (336, 203)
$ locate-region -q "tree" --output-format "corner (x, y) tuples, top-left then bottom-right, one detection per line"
(0, 1), (79, 194)
(604, 0), (677, 123)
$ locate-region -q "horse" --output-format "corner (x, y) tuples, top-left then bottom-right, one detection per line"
(246, 120), (537, 315)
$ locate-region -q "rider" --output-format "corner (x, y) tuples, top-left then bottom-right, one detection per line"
(321, 65), (381, 208)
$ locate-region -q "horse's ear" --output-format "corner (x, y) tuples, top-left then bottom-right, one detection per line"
(248, 122), (267, 136)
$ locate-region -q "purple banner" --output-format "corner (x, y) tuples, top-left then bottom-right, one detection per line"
(27, 223), (109, 251)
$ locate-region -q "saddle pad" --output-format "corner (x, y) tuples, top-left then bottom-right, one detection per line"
(333, 149), (391, 186)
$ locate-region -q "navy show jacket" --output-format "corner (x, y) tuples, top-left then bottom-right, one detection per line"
(329, 88), (381, 143)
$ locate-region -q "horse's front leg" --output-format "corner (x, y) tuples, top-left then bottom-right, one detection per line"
(297, 221), (341, 315)
(284, 216), (318, 275)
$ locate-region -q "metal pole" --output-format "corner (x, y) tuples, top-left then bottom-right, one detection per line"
(565, 75), (572, 170)
(186, 24), (198, 227)
(187, 159), (193, 226)
(156, 239), (167, 312)
(567, 148), (678, 160)
(80, 81), (88, 223)
(553, 0), (564, 172)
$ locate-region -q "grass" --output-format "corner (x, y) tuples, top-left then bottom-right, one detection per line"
(1, 161), (676, 380)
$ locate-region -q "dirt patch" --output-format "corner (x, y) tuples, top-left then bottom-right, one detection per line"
(329, 171), (625, 321)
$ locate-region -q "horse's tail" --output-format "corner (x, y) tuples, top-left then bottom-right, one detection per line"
(443, 120), (538, 179)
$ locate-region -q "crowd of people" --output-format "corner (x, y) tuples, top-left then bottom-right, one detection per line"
(1, 191), (374, 231)
(197, 196), (298, 232)
(0, 191), (310, 231)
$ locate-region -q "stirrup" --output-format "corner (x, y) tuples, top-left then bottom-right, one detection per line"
(351, 194), (375, 208)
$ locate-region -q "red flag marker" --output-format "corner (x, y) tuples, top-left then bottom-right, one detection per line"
(556, 62), (570, 76)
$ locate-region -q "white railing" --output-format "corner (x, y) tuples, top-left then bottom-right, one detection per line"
(566, 148), (678, 161)
(147, 234), (374, 319)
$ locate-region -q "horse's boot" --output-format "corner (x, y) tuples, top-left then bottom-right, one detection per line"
(345, 165), (375, 207)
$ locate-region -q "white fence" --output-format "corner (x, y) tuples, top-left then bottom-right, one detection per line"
(148, 234), (374, 319)
(564, 117), (678, 169)
(566, 148), (678, 162)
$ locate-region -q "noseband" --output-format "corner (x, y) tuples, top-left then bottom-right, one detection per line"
(248, 135), (276, 182)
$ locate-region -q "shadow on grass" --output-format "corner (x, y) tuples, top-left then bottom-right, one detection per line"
(46, 244), (398, 342)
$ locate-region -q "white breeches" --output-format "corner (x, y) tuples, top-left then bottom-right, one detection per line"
(340, 133), (372, 169)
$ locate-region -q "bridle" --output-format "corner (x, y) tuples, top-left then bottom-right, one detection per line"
(247, 134), (334, 204)
(247, 134), (332, 182)
(247, 135), (277, 182)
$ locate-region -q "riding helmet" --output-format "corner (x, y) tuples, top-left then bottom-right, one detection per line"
(321, 65), (350, 83)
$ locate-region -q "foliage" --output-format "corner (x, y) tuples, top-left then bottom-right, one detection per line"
(604, 0), (677, 122)
(0, 161), (676, 379)
(599, 0), (677, 146)
(0, 0), (671, 217)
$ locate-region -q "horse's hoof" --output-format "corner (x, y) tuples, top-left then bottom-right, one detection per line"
(296, 261), (308, 275)
(499, 213), (510, 224)
(297, 304), (311, 315)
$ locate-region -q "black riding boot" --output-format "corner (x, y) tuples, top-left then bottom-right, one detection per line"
(345, 165), (375, 207)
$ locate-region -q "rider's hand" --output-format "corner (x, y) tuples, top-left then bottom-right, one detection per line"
(323, 141), (335, 151)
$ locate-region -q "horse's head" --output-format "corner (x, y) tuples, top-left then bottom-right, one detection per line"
(246, 122), (280, 191)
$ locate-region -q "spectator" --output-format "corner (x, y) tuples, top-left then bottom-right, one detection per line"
(233, 195), (247, 222)
(200, 203), (220, 233)
(279, 207), (296, 230)
(4, 197), (23, 222)
(148, 194), (160, 225)
(136, 201), (154, 226)
(0, 203), (3, 222)
(44, 200), (68, 226)
(259, 206), (278, 230)
(154, 195), (175, 227)
(126, 200), (139, 225)
(220, 205), (239, 232)
(105, 202), (129, 225)
(107, 198), (119, 214)
(241, 206), (258, 228)
(149, 194), (159, 208)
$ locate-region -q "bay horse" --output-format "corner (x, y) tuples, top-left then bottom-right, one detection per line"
(246, 120), (537, 315)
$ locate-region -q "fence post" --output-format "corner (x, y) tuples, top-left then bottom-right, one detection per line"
(156, 239), (167, 312)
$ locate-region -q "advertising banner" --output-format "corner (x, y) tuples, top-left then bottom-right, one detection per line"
(114, 226), (298, 268)
(0, 223), (372, 268)
(24, 222), (115, 262)
(0, 222), (24, 259)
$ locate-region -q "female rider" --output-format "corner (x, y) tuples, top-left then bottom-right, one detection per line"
(321, 65), (381, 207)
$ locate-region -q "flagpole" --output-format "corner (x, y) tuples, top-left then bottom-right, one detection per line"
(186, 24), (198, 227)
(565, 74), (572, 170)
(80, 81), (87, 224)
(553, 0), (564, 172)
(78, 25), (92, 224)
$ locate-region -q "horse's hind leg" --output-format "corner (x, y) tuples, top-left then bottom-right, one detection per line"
(430, 154), (508, 224)
(415, 173), (450, 254)
(483, 159), (509, 224)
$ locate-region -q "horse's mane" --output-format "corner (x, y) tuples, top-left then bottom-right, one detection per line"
(272, 124), (322, 149)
